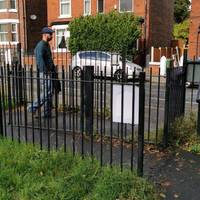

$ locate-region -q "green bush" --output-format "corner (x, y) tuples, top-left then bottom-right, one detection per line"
(170, 112), (197, 146)
(68, 11), (142, 56)
(0, 139), (159, 200)
(173, 19), (189, 43)
(189, 143), (200, 154)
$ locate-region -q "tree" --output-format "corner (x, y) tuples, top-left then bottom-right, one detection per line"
(68, 11), (142, 56)
(173, 20), (189, 43)
(174, 0), (190, 23)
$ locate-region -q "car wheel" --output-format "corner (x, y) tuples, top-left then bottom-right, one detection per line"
(72, 66), (82, 79)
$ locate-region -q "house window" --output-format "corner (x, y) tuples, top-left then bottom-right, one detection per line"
(60, 0), (71, 17)
(97, 0), (104, 13)
(0, 24), (8, 42)
(11, 23), (17, 41)
(84, 0), (91, 15)
(0, 23), (18, 43)
(10, 0), (16, 9)
(52, 25), (70, 52)
(0, 0), (16, 10)
(119, 0), (133, 12)
(0, 0), (6, 9)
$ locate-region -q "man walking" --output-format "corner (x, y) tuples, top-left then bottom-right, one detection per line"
(28, 27), (55, 118)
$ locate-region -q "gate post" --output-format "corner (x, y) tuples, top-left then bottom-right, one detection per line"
(0, 90), (3, 137)
(163, 67), (171, 147)
(163, 58), (186, 147)
(182, 49), (188, 113)
(137, 72), (145, 177)
(82, 66), (94, 136)
(17, 43), (23, 104)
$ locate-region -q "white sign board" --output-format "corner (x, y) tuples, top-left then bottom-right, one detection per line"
(160, 56), (167, 76)
(112, 84), (139, 124)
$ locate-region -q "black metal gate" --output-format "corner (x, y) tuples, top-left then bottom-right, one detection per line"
(163, 66), (187, 146)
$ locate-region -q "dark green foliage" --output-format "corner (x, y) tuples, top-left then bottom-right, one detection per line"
(174, 0), (190, 23)
(170, 112), (197, 146)
(68, 11), (141, 56)
(173, 19), (189, 43)
(0, 139), (159, 200)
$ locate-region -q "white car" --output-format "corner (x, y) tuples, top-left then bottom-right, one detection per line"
(71, 51), (142, 80)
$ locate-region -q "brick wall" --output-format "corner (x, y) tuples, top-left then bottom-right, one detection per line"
(188, 0), (200, 59)
(0, 1), (47, 53)
(47, 0), (174, 50)
(47, 0), (145, 25)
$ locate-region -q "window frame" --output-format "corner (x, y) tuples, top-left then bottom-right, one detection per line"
(84, 0), (91, 16)
(0, 24), (8, 42)
(0, 0), (17, 12)
(11, 23), (17, 42)
(97, 0), (104, 13)
(59, 0), (71, 18)
(0, 20), (18, 44)
(119, 0), (133, 12)
(52, 25), (70, 52)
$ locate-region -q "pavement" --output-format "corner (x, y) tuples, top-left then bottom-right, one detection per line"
(145, 146), (200, 200)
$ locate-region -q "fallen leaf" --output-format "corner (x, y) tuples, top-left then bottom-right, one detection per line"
(161, 181), (172, 187)
(160, 193), (166, 199)
(176, 168), (180, 171)
(174, 193), (179, 198)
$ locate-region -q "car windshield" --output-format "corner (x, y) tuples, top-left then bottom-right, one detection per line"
(98, 52), (111, 61)
(79, 52), (97, 60)
(79, 52), (111, 61)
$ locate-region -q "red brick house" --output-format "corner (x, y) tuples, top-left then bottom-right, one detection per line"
(0, 0), (47, 64)
(188, 0), (200, 59)
(47, 0), (174, 56)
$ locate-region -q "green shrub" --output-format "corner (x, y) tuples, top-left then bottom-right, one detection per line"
(170, 112), (197, 146)
(68, 11), (142, 56)
(189, 143), (200, 154)
(173, 19), (189, 43)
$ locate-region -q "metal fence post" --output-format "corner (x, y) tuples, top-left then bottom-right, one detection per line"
(196, 84), (200, 136)
(0, 90), (3, 137)
(17, 43), (24, 104)
(197, 104), (200, 136)
(83, 66), (94, 136)
(137, 71), (145, 177)
(163, 68), (171, 147)
(182, 49), (188, 113)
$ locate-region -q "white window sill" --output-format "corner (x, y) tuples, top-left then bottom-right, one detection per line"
(0, 41), (18, 45)
(0, 9), (17, 12)
(53, 49), (70, 53)
(83, 13), (91, 16)
(0, 9), (7, 12)
(8, 9), (17, 12)
(58, 15), (72, 19)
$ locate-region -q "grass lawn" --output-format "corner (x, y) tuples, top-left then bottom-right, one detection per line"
(0, 138), (159, 200)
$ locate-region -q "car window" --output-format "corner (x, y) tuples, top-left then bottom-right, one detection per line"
(79, 52), (97, 60)
(98, 52), (111, 61)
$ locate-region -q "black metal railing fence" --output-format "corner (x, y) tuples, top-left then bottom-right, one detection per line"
(0, 63), (145, 176)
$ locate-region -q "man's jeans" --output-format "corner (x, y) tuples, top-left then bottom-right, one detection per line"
(27, 73), (53, 117)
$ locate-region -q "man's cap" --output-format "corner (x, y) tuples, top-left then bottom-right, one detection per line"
(41, 27), (55, 34)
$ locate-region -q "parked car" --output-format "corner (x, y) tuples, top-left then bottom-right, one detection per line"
(71, 51), (142, 80)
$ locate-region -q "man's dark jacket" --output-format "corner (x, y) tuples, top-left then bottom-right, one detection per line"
(34, 40), (55, 72)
